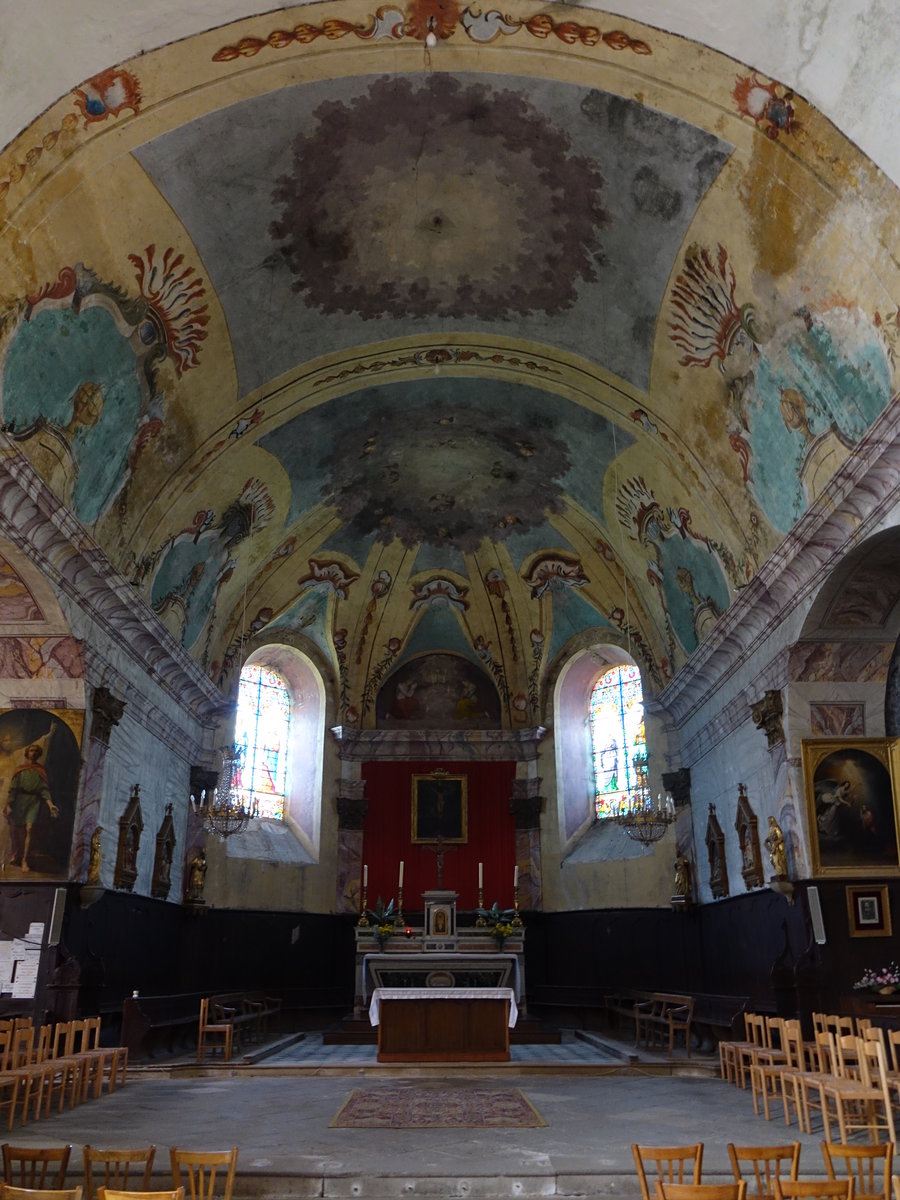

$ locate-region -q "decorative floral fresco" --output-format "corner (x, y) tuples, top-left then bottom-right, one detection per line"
(270, 75), (609, 321)
(0, 0), (899, 730)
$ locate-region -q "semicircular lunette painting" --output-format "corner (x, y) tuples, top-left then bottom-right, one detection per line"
(376, 654), (501, 728)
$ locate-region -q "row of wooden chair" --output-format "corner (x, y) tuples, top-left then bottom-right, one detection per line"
(0, 1019), (127, 1130)
(0, 1144), (238, 1200)
(633, 1141), (899, 1200)
(721, 1013), (900, 1143)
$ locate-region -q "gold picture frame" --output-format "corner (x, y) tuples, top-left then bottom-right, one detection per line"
(802, 738), (900, 877)
(846, 884), (892, 938)
(411, 772), (468, 844)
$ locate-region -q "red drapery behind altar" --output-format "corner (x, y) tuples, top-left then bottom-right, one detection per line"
(360, 759), (517, 914)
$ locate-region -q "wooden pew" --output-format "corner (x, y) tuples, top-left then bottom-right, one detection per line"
(120, 992), (202, 1061)
(633, 993), (694, 1056)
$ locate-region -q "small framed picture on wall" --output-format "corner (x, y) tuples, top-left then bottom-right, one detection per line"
(846, 884), (892, 937)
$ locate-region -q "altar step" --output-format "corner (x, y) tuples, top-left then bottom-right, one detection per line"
(323, 1014), (562, 1045)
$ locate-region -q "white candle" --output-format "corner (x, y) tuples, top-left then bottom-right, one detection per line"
(363, 864), (368, 887)
(398, 860), (404, 887)
(513, 864), (519, 887)
(478, 861), (483, 889)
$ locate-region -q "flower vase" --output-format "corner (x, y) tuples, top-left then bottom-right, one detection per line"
(877, 985), (897, 995)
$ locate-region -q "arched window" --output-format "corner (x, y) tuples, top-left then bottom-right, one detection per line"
(234, 662), (291, 820)
(590, 664), (646, 818)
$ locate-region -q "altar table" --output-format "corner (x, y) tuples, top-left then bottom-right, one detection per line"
(369, 987), (517, 1062)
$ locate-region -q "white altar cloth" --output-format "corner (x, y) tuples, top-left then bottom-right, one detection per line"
(368, 986), (518, 1028)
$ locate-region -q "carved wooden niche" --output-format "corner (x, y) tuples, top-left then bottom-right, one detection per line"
(735, 783), (763, 890)
(705, 803), (728, 899)
(114, 784), (143, 892)
(152, 803), (176, 901)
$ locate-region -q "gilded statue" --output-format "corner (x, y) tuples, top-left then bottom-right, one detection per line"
(186, 848), (207, 903)
(673, 851), (691, 898)
(87, 826), (102, 885)
(764, 816), (788, 877)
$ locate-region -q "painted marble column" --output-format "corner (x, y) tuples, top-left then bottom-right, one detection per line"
(71, 684), (125, 882)
(336, 778), (368, 915)
(510, 778), (543, 911)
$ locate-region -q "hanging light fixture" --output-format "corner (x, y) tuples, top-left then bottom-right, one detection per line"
(191, 743), (257, 839)
(614, 755), (675, 848)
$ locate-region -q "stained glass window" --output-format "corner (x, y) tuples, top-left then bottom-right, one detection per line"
(590, 664), (646, 819)
(234, 663), (291, 820)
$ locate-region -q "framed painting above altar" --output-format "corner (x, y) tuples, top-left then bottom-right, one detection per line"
(412, 773), (468, 844)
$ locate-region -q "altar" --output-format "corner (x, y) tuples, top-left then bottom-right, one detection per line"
(370, 987), (517, 1062)
(352, 888), (526, 1018)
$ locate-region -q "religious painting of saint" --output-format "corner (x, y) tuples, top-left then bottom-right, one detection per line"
(802, 739), (900, 876)
(411, 773), (468, 844)
(0, 709), (82, 879)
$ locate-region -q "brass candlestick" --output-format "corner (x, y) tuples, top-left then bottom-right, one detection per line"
(476, 886), (486, 925)
(393, 886), (405, 926)
(512, 884), (523, 926)
(358, 881), (370, 926)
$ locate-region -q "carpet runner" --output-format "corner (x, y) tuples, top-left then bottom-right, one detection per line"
(331, 1085), (547, 1128)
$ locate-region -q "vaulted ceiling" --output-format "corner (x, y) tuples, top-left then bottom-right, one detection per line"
(1, 2), (898, 728)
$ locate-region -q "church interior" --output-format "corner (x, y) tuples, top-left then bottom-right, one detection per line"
(2, 0), (900, 1081)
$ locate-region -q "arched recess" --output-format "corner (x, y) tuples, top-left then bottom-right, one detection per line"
(225, 641), (326, 865)
(554, 642), (651, 860)
(791, 527), (900, 743)
(0, 538), (85, 711)
(785, 526), (900, 878)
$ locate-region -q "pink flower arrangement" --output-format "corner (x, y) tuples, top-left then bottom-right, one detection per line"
(853, 963), (900, 990)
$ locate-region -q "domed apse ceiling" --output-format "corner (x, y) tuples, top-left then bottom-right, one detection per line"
(0, 2), (898, 729)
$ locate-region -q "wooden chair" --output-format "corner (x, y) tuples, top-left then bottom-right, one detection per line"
(196, 1002), (232, 1065)
(3, 1029), (53, 1129)
(2, 1146), (72, 1189)
(82, 1019), (127, 1094)
(891, 1178), (900, 1200)
(97, 1191), (182, 1200)
(721, 1014), (767, 1088)
(773, 1182), (853, 1200)
(41, 1025), (83, 1117)
(82, 1148), (156, 1200)
(727, 1144), (801, 1200)
(781, 1030), (839, 1133)
(633, 1145), (703, 1200)
(749, 1021), (805, 1122)
(169, 1149), (237, 1200)
(822, 1142), (892, 1200)
(0, 1188), (82, 1200)
(819, 1036), (896, 1145)
(655, 1185), (746, 1200)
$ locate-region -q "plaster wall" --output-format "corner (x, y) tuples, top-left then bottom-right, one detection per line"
(1, 2), (898, 189)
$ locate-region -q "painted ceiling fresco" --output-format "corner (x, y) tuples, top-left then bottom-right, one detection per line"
(0, 2), (899, 729)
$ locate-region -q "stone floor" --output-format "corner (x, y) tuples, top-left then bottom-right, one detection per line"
(7, 1031), (836, 1199)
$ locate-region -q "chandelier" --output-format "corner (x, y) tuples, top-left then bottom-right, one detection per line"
(191, 744), (257, 839)
(614, 756), (675, 848)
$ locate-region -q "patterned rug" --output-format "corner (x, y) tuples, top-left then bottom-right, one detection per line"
(330, 1085), (547, 1128)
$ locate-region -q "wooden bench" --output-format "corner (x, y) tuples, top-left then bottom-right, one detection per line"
(633, 992), (694, 1056)
(120, 991), (202, 1060)
(209, 992), (282, 1051)
(690, 993), (749, 1051)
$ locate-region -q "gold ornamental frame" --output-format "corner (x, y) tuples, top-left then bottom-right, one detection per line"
(802, 738), (900, 878)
